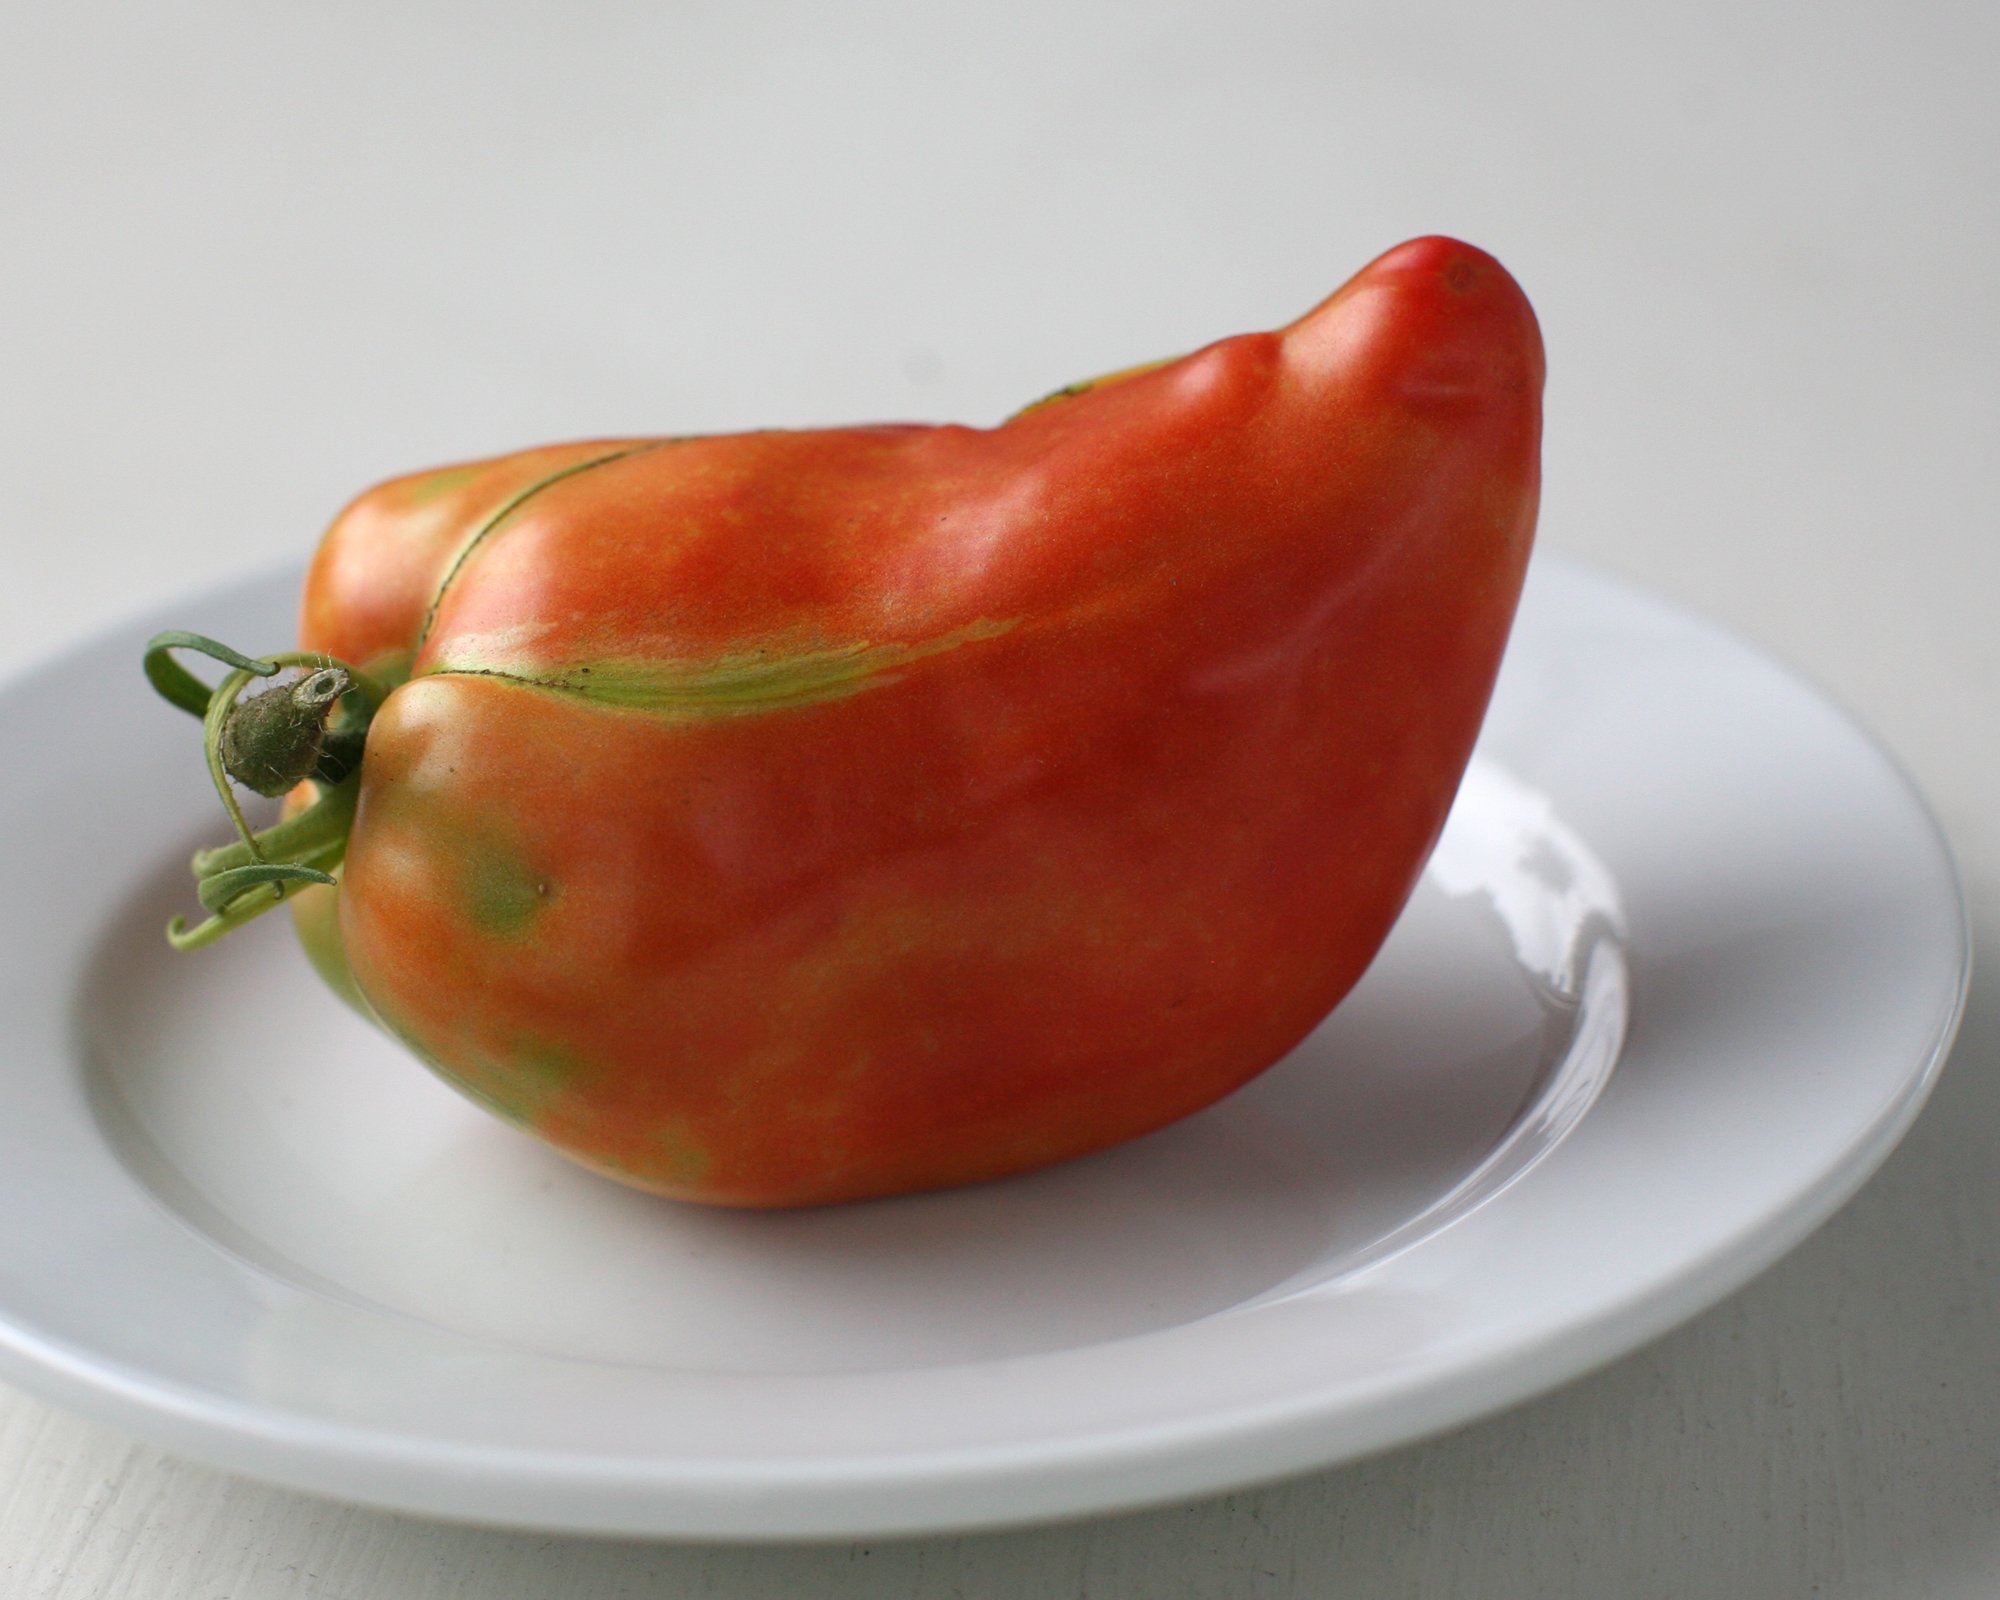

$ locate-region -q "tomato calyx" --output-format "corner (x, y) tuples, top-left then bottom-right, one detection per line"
(220, 666), (353, 796)
(143, 631), (388, 949)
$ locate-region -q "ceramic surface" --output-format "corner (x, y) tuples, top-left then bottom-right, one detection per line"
(0, 557), (1966, 1538)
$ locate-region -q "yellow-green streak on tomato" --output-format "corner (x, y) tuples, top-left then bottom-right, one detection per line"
(426, 616), (1019, 720)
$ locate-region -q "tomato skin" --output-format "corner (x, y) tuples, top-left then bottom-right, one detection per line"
(299, 236), (1542, 1207)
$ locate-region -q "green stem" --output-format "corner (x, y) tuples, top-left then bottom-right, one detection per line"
(201, 664), (267, 856)
(144, 631), (279, 718)
(198, 861), (338, 914)
(145, 633), (388, 949)
(192, 771), (359, 878)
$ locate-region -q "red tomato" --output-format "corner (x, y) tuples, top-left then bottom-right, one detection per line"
(287, 236), (1542, 1207)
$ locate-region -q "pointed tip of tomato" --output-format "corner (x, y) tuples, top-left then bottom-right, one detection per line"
(1364, 234), (1511, 284)
(1283, 235), (1545, 406)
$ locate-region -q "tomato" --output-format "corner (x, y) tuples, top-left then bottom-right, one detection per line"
(176, 235), (1542, 1208)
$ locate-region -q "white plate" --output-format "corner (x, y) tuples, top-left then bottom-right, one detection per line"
(0, 557), (1966, 1539)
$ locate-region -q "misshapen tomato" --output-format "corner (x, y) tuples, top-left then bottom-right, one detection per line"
(285, 236), (1541, 1207)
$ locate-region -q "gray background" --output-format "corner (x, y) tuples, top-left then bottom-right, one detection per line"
(3, 1), (1997, 1593)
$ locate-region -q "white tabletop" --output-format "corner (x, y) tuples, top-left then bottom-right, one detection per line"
(3, 1), (1996, 1592)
